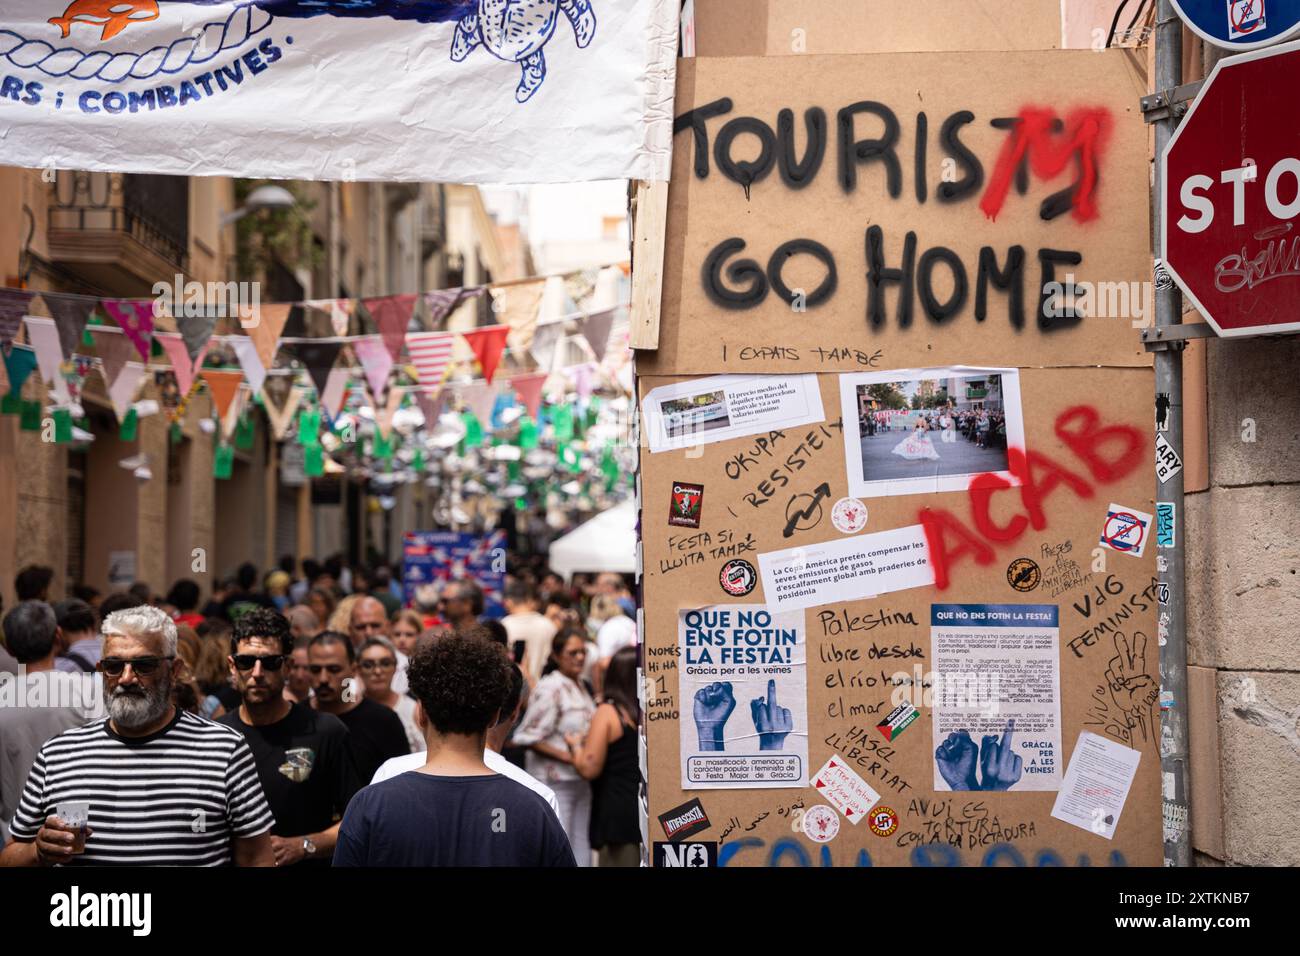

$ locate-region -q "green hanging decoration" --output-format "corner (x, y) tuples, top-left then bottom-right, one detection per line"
(507, 459), (521, 482)
(552, 403), (575, 442)
(373, 430), (394, 460)
(234, 412), (256, 451)
(303, 443), (325, 477)
(601, 444), (619, 491)
(517, 414), (538, 450)
(169, 422), (183, 445)
(53, 407), (73, 443)
(412, 448), (426, 472)
(1, 392), (21, 415)
(572, 406), (585, 439)
(150, 337), (164, 358)
(297, 408), (321, 446)
(557, 441), (581, 474)
(515, 496), (529, 511)
(586, 399), (601, 429)
(213, 442), (234, 479)
(118, 407), (139, 441)
(461, 411), (483, 449)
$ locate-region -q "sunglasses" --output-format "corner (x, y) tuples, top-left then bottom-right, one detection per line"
(99, 656), (174, 677)
(359, 658), (396, 671)
(233, 654), (287, 672)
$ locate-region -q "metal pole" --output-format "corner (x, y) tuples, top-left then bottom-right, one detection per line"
(1153, 0), (1191, 868)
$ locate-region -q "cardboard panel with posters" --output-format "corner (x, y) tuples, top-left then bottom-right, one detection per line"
(640, 48), (1160, 867)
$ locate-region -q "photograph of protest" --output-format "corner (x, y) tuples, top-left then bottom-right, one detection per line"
(838, 367), (1026, 499)
(658, 389), (732, 438)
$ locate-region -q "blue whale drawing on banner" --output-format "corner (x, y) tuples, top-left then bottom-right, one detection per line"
(12, 0), (595, 101)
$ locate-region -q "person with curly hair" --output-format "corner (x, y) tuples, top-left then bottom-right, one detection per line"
(333, 635), (575, 867)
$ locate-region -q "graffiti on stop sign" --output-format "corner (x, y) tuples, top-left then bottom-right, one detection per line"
(1161, 39), (1300, 336)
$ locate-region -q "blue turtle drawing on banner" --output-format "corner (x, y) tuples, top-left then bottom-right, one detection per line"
(31, 0), (595, 101)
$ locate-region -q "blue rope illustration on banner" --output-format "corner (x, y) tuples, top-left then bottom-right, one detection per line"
(1, 0), (595, 99)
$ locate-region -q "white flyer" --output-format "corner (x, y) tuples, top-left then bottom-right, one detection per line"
(642, 374), (825, 453)
(811, 755), (880, 824)
(678, 605), (808, 789)
(931, 603), (1063, 792)
(1051, 731), (1143, 840)
(757, 524), (933, 612)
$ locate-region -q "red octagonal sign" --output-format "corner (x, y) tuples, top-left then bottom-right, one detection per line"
(1162, 40), (1300, 337)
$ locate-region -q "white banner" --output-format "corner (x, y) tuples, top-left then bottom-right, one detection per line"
(0, 0), (677, 182)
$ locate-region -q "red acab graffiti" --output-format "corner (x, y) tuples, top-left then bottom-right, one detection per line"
(920, 406), (1146, 590)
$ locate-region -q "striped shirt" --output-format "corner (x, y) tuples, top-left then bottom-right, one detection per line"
(9, 709), (274, 866)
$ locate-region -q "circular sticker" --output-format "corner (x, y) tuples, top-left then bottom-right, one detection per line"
(719, 558), (757, 597)
(868, 806), (899, 837)
(1103, 511), (1145, 552)
(1006, 557), (1041, 592)
(831, 497), (868, 534)
(801, 804), (840, 844)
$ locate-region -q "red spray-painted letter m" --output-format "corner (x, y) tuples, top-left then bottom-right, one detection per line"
(980, 108), (1112, 224)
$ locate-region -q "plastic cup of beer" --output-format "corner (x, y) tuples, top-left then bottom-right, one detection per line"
(57, 801), (90, 852)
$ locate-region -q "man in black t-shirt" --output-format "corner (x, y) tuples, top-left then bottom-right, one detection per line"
(219, 610), (360, 866)
(334, 634), (574, 867)
(308, 631), (409, 783)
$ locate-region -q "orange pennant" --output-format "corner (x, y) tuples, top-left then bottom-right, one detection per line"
(201, 369), (244, 422)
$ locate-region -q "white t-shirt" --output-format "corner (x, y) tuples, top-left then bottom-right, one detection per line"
(596, 615), (637, 661)
(370, 749), (561, 819)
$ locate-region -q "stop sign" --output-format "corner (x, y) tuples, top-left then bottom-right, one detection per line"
(1162, 40), (1300, 337)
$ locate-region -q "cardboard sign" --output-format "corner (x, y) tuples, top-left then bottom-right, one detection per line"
(641, 44), (1159, 868)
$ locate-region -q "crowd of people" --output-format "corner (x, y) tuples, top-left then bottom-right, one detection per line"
(862, 405), (1008, 450)
(0, 558), (641, 867)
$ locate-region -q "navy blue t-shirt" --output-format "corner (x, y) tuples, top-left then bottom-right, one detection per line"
(333, 771), (577, 867)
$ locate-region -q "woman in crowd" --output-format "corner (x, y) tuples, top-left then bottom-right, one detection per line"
(307, 588), (337, 630)
(328, 594), (361, 635)
(391, 609), (423, 659)
(175, 625), (224, 719)
(357, 636), (422, 753)
(566, 645), (641, 867)
(284, 641), (313, 704)
(512, 629), (597, 865)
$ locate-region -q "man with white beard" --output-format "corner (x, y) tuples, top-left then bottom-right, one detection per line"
(0, 605), (275, 866)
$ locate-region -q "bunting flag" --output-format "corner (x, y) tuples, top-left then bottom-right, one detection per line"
(60, 356), (94, 408)
(405, 331), (455, 395)
(290, 341), (344, 399)
(2, 344), (37, 396)
(414, 389), (442, 431)
(572, 363), (595, 402)
(458, 381), (498, 429)
(162, 332), (214, 395)
(260, 376), (304, 440)
(41, 293), (97, 360)
(564, 267), (602, 310)
(89, 327), (139, 389)
(364, 294), (419, 362)
(424, 288), (475, 329)
(220, 382), (248, 441)
(494, 279), (547, 354)
(0, 289), (35, 354)
(529, 319), (566, 373)
(304, 299), (353, 338)
(461, 325), (510, 384)
(580, 308), (616, 363)
(353, 335), (394, 403)
(320, 366), (351, 418)
(229, 336), (267, 395)
(100, 300), (155, 360)
(23, 317), (66, 385)
(176, 314), (217, 361)
(108, 363), (148, 422)
(201, 369), (244, 424)
(246, 302), (293, 371)
(511, 372), (548, 420)
(375, 385), (406, 440)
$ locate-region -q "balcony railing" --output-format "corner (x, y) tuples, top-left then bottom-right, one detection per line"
(49, 171), (190, 275)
